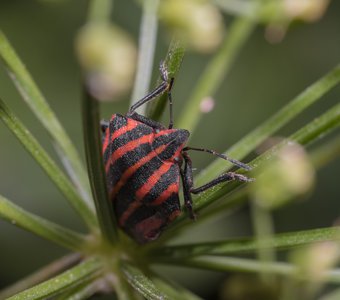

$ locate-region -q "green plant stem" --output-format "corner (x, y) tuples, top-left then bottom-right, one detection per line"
(195, 64), (340, 187)
(121, 263), (170, 300)
(87, 0), (113, 22)
(0, 97), (97, 229)
(176, 16), (255, 131)
(130, 0), (160, 114)
(152, 227), (340, 258)
(151, 275), (202, 300)
(55, 278), (104, 300)
(7, 257), (102, 300)
(155, 256), (340, 283)
(82, 87), (118, 243)
(0, 30), (91, 207)
(310, 134), (340, 169)
(0, 253), (81, 299)
(0, 195), (87, 251)
(147, 38), (186, 121)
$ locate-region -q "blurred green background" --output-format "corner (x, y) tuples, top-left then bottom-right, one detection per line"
(0, 0), (339, 298)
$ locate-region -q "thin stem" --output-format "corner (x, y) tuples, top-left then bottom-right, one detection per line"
(0, 194), (87, 251)
(0, 30), (92, 207)
(195, 64), (340, 187)
(121, 263), (170, 300)
(131, 0), (160, 114)
(0, 253), (81, 299)
(7, 257), (102, 300)
(0, 97), (98, 229)
(82, 87), (118, 244)
(147, 38), (186, 121)
(310, 134), (340, 169)
(155, 256), (340, 283)
(87, 0), (113, 23)
(176, 16), (255, 131)
(151, 227), (340, 258)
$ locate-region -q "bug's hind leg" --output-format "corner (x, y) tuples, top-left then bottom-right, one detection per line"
(190, 172), (253, 195)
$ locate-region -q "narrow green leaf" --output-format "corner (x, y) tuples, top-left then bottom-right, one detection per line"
(0, 253), (81, 299)
(0, 31), (92, 208)
(176, 16), (255, 131)
(7, 257), (102, 300)
(147, 38), (186, 121)
(196, 64), (340, 186)
(54, 279), (102, 300)
(0, 195), (86, 251)
(82, 88), (118, 243)
(0, 97), (97, 229)
(152, 275), (202, 300)
(310, 134), (340, 169)
(152, 227), (340, 258)
(155, 256), (340, 283)
(121, 263), (170, 300)
(130, 0), (160, 115)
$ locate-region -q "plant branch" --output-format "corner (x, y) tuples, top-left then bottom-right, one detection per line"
(7, 257), (102, 300)
(0, 253), (81, 299)
(0, 195), (87, 251)
(82, 87), (118, 243)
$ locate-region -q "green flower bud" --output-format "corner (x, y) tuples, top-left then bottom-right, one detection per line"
(159, 0), (225, 53)
(76, 23), (136, 100)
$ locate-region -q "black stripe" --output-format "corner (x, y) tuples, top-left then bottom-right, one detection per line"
(142, 164), (179, 204)
(122, 193), (181, 230)
(106, 142), (153, 192)
(114, 155), (165, 218)
(103, 122), (153, 163)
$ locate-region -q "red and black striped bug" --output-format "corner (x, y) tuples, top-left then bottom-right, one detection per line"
(101, 62), (252, 244)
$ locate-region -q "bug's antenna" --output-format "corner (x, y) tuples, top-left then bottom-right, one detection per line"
(183, 147), (252, 171)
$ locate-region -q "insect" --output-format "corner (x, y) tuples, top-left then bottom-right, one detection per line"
(101, 62), (252, 244)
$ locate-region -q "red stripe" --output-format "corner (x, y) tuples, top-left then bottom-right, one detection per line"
(118, 163), (173, 225)
(110, 144), (167, 200)
(150, 183), (179, 206)
(105, 133), (153, 173)
(111, 118), (138, 142)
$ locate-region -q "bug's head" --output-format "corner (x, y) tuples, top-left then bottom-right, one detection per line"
(153, 129), (190, 162)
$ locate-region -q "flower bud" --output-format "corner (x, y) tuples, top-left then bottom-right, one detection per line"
(291, 241), (340, 282)
(159, 0), (225, 53)
(76, 23), (136, 100)
(251, 142), (315, 210)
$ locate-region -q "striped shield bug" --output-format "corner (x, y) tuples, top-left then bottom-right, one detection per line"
(102, 62), (252, 244)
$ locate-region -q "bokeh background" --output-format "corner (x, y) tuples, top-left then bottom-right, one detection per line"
(0, 0), (339, 298)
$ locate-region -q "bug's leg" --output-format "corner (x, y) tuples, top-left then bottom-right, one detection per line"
(127, 61), (175, 129)
(100, 120), (109, 133)
(182, 147), (253, 194)
(183, 146), (252, 171)
(180, 151), (197, 219)
(190, 172), (252, 194)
